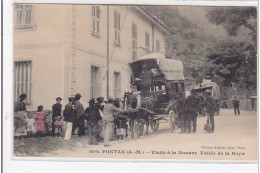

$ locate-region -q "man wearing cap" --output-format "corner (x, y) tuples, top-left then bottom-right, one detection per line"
(102, 96), (130, 147)
(232, 96), (240, 116)
(72, 93), (85, 136)
(140, 63), (153, 98)
(85, 98), (102, 145)
(175, 94), (187, 133)
(64, 97), (74, 141)
(52, 97), (62, 136)
(205, 89), (216, 133)
(184, 90), (201, 134)
(96, 97), (104, 112)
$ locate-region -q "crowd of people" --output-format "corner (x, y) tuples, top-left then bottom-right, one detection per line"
(14, 93), (137, 147)
(175, 89), (217, 134)
(13, 89), (241, 146)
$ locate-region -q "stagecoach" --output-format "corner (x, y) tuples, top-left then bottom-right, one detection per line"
(128, 53), (186, 133)
(192, 80), (221, 115)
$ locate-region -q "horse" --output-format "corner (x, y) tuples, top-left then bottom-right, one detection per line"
(123, 91), (154, 139)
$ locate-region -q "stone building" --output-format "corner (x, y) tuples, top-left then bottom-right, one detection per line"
(14, 4), (168, 110)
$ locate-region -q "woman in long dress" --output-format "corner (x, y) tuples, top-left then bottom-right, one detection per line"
(14, 94), (27, 139)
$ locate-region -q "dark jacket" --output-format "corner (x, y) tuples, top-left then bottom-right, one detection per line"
(63, 102), (74, 122)
(52, 103), (62, 120)
(95, 103), (104, 112)
(74, 100), (84, 120)
(140, 69), (153, 86)
(14, 101), (26, 112)
(233, 99), (240, 108)
(176, 97), (186, 114)
(205, 96), (216, 115)
(85, 106), (102, 124)
(184, 95), (200, 113)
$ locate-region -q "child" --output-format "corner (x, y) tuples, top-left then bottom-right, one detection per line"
(44, 110), (52, 137)
(54, 116), (63, 137)
(25, 113), (36, 137)
(34, 105), (45, 137)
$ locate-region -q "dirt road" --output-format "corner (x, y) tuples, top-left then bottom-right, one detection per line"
(44, 109), (257, 161)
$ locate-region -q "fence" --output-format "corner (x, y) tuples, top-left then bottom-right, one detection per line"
(221, 99), (256, 111)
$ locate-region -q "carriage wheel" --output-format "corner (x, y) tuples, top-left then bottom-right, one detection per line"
(151, 120), (160, 131)
(169, 110), (176, 132)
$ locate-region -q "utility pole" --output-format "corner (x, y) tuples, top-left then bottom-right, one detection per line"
(203, 43), (206, 80)
(107, 5), (110, 99)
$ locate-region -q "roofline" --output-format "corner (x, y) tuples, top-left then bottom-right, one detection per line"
(131, 6), (169, 33)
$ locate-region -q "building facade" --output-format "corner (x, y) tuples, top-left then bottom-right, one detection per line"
(14, 4), (168, 110)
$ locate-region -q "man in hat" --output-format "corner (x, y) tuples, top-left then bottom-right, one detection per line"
(52, 97), (62, 136)
(184, 90), (201, 134)
(103, 96), (133, 147)
(232, 96), (240, 116)
(85, 98), (102, 145)
(64, 97), (74, 141)
(96, 97), (104, 112)
(72, 93), (85, 136)
(175, 94), (187, 133)
(205, 89), (216, 133)
(140, 63), (153, 98)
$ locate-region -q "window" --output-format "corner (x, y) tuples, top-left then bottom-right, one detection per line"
(14, 61), (32, 104)
(114, 72), (121, 98)
(171, 83), (178, 93)
(145, 32), (150, 51)
(114, 11), (121, 46)
(92, 6), (100, 36)
(132, 23), (137, 60)
(15, 5), (33, 29)
(90, 66), (101, 99)
(156, 40), (160, 52)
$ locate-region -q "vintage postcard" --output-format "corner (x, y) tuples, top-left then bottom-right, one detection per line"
(12, 3), (257, 162)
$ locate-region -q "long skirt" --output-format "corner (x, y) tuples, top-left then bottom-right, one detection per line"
(14, 111), (27, 137)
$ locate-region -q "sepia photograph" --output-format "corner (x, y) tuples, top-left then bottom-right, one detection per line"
(12, 3), (257, 161)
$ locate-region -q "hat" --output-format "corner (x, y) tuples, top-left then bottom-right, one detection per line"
(56, 97), (62, 101)
(107, 96), (113, 103)
(89, 98), (95, 103)
(68, 97), (74, 102)
(205, 89), (211, 93)
(97, 97), (104, 103)
(75, 93), (82, 100)
(19, 93), (27, 100)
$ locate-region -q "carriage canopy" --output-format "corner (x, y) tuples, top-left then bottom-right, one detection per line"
(130, 53), (185, 81)
(193, 81), (220, 100)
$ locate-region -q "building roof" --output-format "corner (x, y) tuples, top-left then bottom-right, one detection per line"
(131, 7), (169, 33)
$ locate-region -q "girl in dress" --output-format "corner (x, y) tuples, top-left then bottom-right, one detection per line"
(54, 116), (63, 137)
(25, 113), (36, 137)
(34, 105), (46, 137)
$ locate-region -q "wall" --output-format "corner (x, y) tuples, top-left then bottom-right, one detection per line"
(14, 4), (67, 110)
(14, 4), (167, 110)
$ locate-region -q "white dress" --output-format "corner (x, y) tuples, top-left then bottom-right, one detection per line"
(25, 118), (36, 133)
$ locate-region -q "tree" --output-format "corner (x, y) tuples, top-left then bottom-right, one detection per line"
(206, 41), (257, 97)
(206, 7), (257, 42)
(206, 7), (257, 97)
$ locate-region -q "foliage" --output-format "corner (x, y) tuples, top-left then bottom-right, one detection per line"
(206, 7), (257, 42)
(144, 6), (257, 97)
(143, 6), (218, 79)
(206, 7), (257, 97)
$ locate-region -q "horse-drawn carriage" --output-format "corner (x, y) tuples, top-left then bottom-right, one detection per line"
(122, 53), (186, 137)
